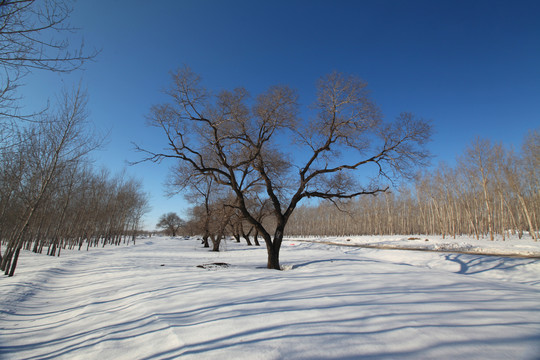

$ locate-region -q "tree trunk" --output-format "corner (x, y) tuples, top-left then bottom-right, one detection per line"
(202, 232), (210, 248)
(242, 227), (253, 246)
(211, 235), (221, 252)
(1, 206), (36, 274)
(266, 242), (280, 270)
(518, 193), (537, 241)
(253, 230), (260, 246)
(8, 246), (22, 277)
(266, 226), (284, 270)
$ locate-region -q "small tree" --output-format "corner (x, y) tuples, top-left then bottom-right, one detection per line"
(139, 68), (432, 269)
(156, 212), (184, 237)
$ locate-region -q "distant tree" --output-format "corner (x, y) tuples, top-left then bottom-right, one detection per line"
(139, 68), (432, 269)
(207, 196), (235, 251)
(156, 212), (184, 237)
(187, 205), (210, 246)
(167, 166), (220, 247)
(177, 176), (235, 251)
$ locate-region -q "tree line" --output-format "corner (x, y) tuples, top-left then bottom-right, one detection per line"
(0, 87), (149, 276)
(285, 131), (539, 240)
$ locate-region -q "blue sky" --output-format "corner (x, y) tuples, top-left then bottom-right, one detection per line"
(21, 0), (540, 229)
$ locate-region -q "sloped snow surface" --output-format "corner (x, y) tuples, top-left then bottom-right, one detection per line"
(1, 236), (539, 359)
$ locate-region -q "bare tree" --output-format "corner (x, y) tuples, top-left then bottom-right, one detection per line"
(520, 129), (539, 239)
(502, 147), (538, 241)
(168, 166), (218, 247)
(207, 196), (235, 251)
(459, 138), (498, 240)
(139, 67), (432, 269)
(156, 212), (184, 237)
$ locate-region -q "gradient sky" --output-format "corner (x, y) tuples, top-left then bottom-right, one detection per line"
(21, 0), (540, 229)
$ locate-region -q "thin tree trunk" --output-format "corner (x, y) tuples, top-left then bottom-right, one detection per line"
(202, 237), (210, 248)
(253, 230), (260, 246)
(8, 245), (22, 277)
(241, 227), (253, 246)
(518, 193), (537, 241)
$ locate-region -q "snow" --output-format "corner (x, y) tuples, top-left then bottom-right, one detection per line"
(298, 234), (540, 258)
(1, 236), (539, 359)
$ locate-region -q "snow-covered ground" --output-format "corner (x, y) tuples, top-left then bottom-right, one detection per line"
(295, 234), (540, 258)
(1, 236), (539, 359)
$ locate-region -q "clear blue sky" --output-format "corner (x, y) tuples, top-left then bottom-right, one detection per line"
(21, 0), (540, 229)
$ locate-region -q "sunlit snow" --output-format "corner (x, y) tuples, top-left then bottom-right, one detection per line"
(1, 236), (539, 359)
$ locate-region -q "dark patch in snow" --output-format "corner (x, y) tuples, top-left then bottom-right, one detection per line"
(196, 262), (230, 269)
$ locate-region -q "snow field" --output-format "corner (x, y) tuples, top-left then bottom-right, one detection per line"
(1, 236), (539, 359)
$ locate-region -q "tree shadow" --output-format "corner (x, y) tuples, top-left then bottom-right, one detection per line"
(2, 250), (540, 359)
(444, 254), (538, 276)
(291, 258), (380, 269)
(3, 267), (540, 360)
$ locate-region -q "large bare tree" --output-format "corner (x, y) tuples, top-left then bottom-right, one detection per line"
(139, 67), (432, 269)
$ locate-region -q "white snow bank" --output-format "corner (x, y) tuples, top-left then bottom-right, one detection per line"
(1, 236), (539, 360)
(293, 234), (540, 258)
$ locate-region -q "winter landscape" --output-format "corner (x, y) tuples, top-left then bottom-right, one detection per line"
(1, 235), (539, 359)
(2, 1), (540, 360)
